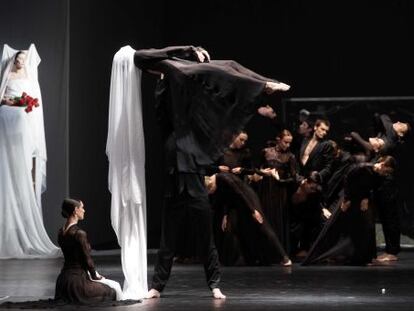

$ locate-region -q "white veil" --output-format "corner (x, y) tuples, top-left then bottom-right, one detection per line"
(0, 44), (47, 210)
(0, 43), (58, 258)
(107, 45), (147, 299)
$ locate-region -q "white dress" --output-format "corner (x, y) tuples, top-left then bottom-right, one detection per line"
(0, 49), (59, 259)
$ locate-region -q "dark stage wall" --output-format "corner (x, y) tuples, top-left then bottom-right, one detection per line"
(69, 0), (165, 248)
(4, 1), (413, 248)
(0, 0), (69, 243)
(70, 0), (414, 247)
(69, 0), (414, 248)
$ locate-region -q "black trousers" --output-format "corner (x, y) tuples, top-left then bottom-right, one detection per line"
(151, 191), (221, 292)
(344, 203), (377, 265)
(291, 195), (323, 253)
(375, 178), (400, 255)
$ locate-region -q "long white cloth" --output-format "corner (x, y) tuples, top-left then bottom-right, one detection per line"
(107, 46), (147, 300)
(0, 44), (59, 258)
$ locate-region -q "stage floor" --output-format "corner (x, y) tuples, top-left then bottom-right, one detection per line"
(1, 250), (414, 310)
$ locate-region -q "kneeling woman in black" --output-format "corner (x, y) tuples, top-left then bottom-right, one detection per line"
(55, 198), (117, 303)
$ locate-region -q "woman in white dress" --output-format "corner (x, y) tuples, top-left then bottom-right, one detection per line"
(0, 44), (59, 258)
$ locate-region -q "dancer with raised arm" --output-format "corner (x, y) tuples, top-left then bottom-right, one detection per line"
(133, 45), (290, 299)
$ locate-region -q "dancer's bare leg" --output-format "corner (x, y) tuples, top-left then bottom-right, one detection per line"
(264, 81), (290, 94)
(212, 288), (226, 299)
(145, 288), (161, 299)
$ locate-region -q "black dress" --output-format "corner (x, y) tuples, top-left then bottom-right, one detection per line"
(214, 173), (289, 265)
(211, 147), (254, 265)
(54, 225), (116, 303)
(303, 163), (378, 265)
(256, 146), (296, 254)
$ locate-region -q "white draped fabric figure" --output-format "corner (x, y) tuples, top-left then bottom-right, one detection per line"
(0, 43), (60, 258)
(107, 45), (147, 300)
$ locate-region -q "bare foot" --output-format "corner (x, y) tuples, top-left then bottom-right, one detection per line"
(145, 288), (161, 299)
(281, 257), (292, 267)
(264, 81), (290, 94)
(212, 288), (226, 299)
(375, 253), (398, 262)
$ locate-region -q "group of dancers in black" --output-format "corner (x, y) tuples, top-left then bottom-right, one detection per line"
(202, 114), (409, 270)
(132, 45), (411, 299)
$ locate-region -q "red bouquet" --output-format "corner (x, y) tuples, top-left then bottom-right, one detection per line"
(12, 92), (39, 113)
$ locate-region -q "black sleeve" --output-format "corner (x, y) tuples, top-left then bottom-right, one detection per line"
(239, 148), (255, 176)
(278, 154), (297, 184)
(344, 164), (373, 203)
(318, 142), (334, 184)
(350, 131), (373, 157)
(380, 114), (395, 139)
(76, 230), (98, 280)
(134, 45), (197, 71)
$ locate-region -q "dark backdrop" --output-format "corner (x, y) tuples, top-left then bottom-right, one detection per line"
(66, 0), (414, 248)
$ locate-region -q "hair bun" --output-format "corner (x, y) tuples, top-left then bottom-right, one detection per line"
(61, 198), (80, 219)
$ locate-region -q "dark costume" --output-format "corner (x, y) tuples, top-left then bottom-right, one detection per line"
(210, 146), (255, 265)
(54, 225), (116, 303)
(214, 173), (288, 265)
(0, 225), (139, 308)
(292, 138), (333, 253)
(256, 145), (296, 254)
(321, 150), (356, 213)
(374, 113), (400, 154)
(134, 46), (282, 291)
(372, 113), (401, 255)
(349, 119), (400, 256)
(303, 163), (379, 265)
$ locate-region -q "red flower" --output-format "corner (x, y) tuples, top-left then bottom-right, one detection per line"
(12, 92), (40, 113)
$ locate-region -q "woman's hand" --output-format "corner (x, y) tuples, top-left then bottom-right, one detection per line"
(340, 200), (351, 212)
(95, 271), (105, 280)
(360, 198), (369, 211)
(252, 210), (264, 224)
(260, 168), (273, 176)
(2, 98), (14, 106)
(322, 208), (332, 219)
(195, 47), (210, 63)
(248, 173), (263, 183)
(231, 167), (243, 174)
(219, 165), (230, 173)
(257, 105), (277, 119)
(221, 215), (228, 232)
(270, 168), (280, 180)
